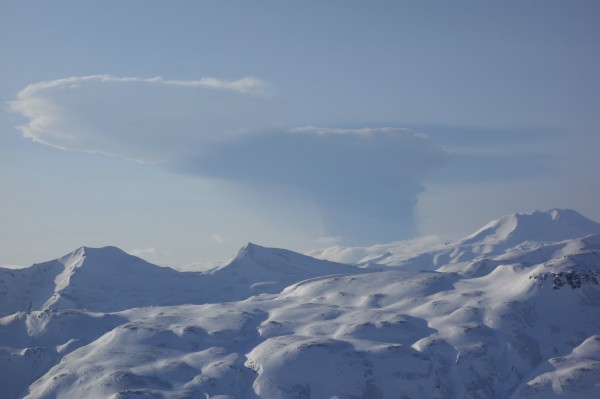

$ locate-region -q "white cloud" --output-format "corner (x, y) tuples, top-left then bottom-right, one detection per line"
(129, 247), (170, 265)
(166, 76), (271, 95)
(305, 235), (444, 264)
(210, 234), (224, 244)
(291, 126), (411, 136)
(14, 75), (269, 96)
(9, 75), (276, 163)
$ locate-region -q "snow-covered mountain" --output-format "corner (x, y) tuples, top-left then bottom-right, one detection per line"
(1, 209), (599, 398)
(0, 244), (358, 317)
(373, 208), (600, 269)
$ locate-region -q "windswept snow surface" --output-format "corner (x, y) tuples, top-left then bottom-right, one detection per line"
(1, 209), (600, 398)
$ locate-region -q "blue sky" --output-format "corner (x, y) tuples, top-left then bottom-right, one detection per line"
(2, 1), (599, 267)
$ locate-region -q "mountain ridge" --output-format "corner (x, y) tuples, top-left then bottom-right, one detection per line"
(0, 242), (361, 318)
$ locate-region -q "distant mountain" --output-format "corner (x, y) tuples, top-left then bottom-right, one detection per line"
(1, 246), (201, 316)
(379, 208), (600, 269)
(205, 242), (362, 295)
(459, 208), (600, 250)
(1, 209), (599, 398)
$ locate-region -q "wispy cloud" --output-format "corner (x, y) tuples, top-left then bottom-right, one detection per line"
(129, 247), (171, 266)
(291, 126), (418, 137)
(164, 76), (271, 95)
(13, 75), (270, 95)
(210, 234), (225, 244)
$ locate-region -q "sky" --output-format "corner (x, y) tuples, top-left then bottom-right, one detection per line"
(2, 1), (600, 267)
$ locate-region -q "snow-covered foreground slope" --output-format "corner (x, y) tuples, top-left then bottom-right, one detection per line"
(1, 209), (599, 398)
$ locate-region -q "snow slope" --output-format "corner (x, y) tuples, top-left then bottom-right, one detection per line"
(1, 209), (599, 398)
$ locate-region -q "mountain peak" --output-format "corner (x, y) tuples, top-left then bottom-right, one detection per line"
(226, 242), (271, 265)
(407, 209), (600, 268)
(461, 208), (600, 248)
(239, 241), (263, 253)
(217, 242), (360, 285)
(59, 245), (132, 263)
(547, 208), (589, 221)
(41, 245), (183, 312)
(76, 245), (131, 257)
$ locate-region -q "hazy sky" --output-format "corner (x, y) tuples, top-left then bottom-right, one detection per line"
(2, 1), (599, 267)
